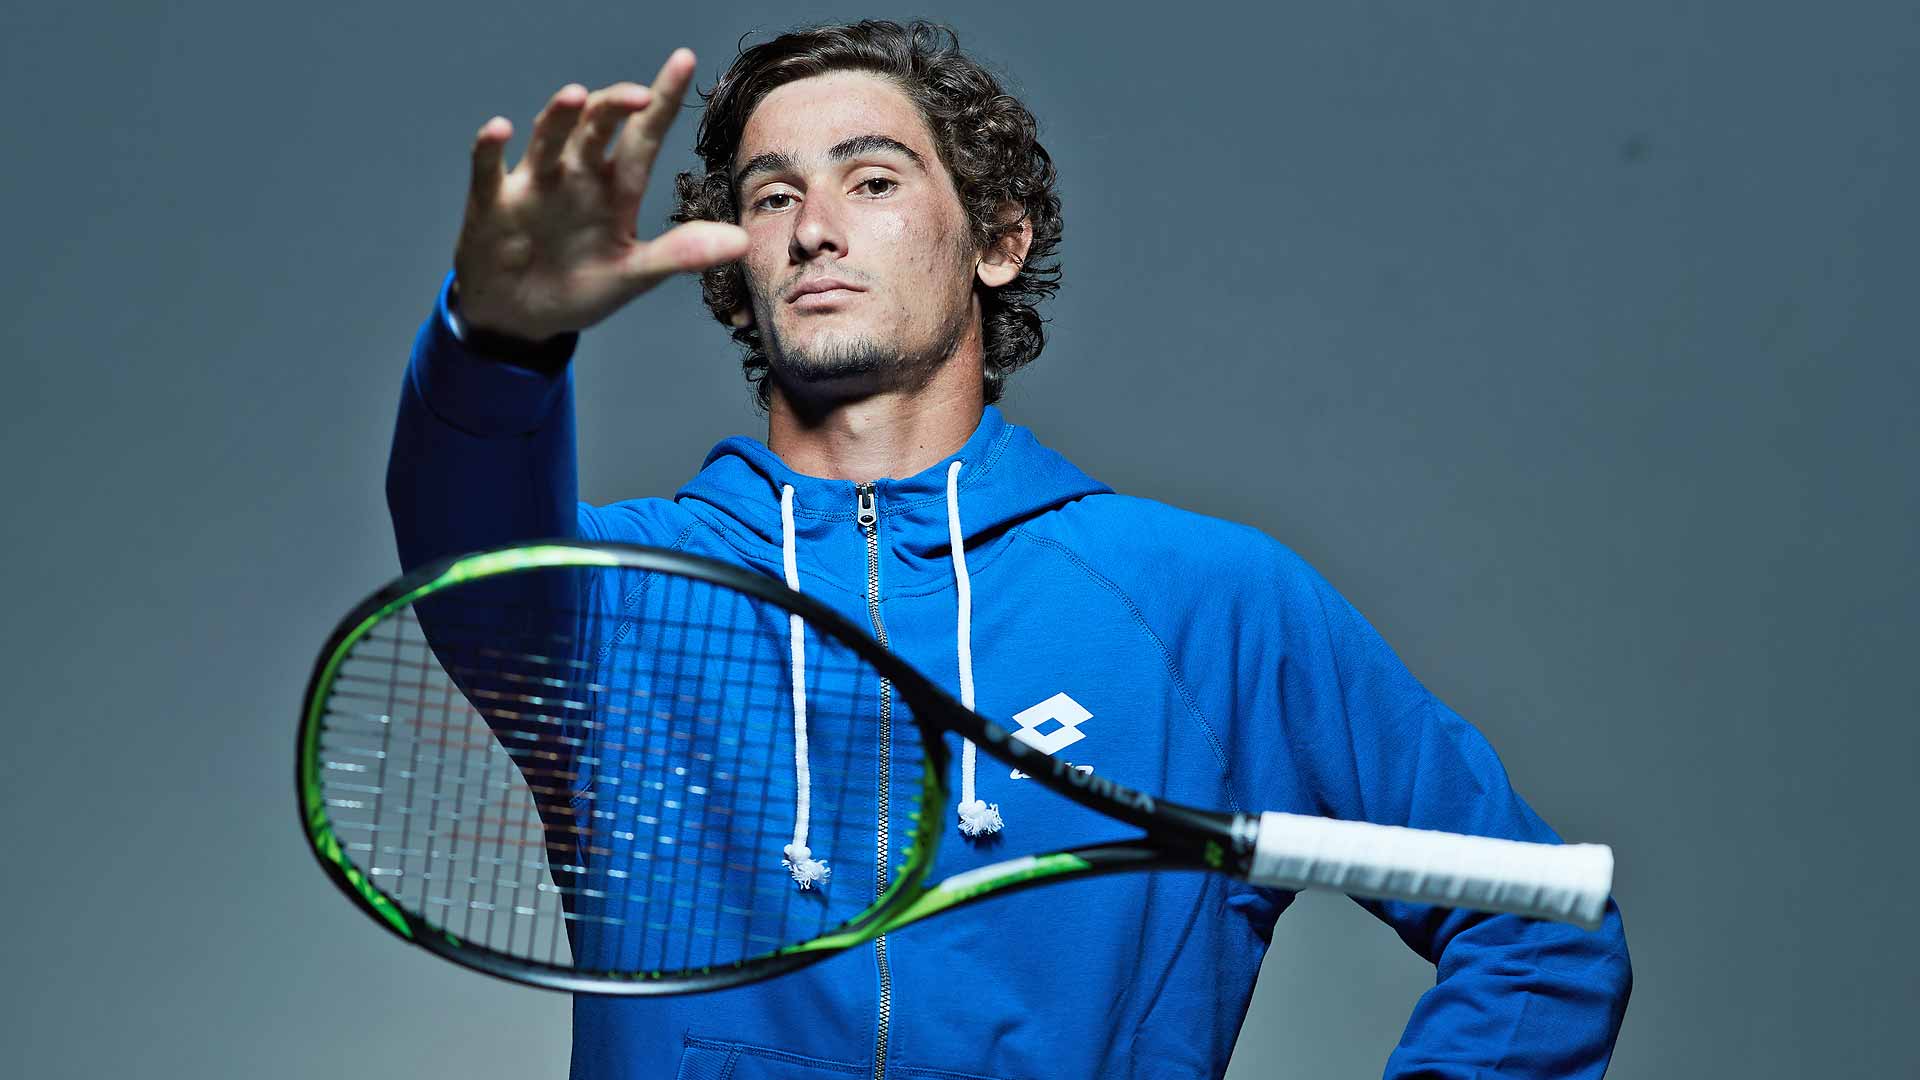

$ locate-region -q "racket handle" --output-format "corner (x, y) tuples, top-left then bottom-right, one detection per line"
(1245, 811), (1614, 930)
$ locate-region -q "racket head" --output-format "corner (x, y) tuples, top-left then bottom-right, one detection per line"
(296, 541), (953, 994)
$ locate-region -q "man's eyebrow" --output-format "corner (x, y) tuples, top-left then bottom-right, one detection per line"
(733, 134), (928, 192)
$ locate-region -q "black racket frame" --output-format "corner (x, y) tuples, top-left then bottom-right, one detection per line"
(297, 540), (1255, 994)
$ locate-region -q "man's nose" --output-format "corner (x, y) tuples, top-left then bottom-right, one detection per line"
(791, 191), (846, 258)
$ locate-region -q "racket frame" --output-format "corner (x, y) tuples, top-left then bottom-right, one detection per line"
(297, 541), (1257, 994)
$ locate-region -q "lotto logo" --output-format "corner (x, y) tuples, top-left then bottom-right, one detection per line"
(1009, 692), (1091, 756)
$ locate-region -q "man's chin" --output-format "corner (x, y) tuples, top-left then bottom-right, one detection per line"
(769, 335), (894, 392)
(764, 317), (964, 406)
(768, 365), (894, 412)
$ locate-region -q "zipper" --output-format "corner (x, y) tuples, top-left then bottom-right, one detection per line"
(856, 481), (893, 1080)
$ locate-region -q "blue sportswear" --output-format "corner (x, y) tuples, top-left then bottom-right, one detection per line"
(386, 269), (1631, 1079)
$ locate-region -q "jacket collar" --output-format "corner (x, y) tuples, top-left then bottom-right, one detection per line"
(675, 406), (1111, 590)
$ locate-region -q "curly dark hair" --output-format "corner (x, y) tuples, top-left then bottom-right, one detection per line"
(670, 19), (1063, 410)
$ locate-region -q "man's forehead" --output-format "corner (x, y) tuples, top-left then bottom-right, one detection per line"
(734, 71), (935, 174)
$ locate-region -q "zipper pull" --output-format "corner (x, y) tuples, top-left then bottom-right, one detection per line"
(856, 482), (878, 530)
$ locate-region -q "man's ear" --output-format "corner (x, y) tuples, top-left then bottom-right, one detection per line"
(976, 200), (1033, 289)
(728, 305), (753, 328)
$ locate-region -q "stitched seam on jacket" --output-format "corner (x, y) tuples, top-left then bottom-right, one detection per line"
(892, 1062), (1026, 1080)
(683, 1035), (867, 1073)
(1009, 530), (1242, 814)
(595, 521), (702, 667)
(612, 521), (700, 611)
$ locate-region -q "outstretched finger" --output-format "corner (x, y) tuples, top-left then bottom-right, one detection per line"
(524, 84), (588, 179)
(611, 47), (698, 202)
(621, 220), (749, 293)
(469, 116), (511, 208)
(570, 83), (654, 170)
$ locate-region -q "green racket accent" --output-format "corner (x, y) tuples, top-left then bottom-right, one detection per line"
(772, 738), (957, 956)
(297, 545), (626, 943)
(299, 629), (414, 940)
(435, 543), (625, 584)
(315, 818), (412, 938)
(783, 853), (1094, 954)
(894, 853), (1094, 927)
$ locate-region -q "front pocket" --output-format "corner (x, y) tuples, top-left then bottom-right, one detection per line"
(892, 1063), (1025, 1080)
(675, 1036), (868, 1080)
(673, 1035), (1024, 1080)
(673, 1038), (740, 1080)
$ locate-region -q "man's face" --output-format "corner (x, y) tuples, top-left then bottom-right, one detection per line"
(730, 70), (980, 401)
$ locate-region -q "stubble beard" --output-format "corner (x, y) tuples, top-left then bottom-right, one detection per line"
(766, 312), (967, 401)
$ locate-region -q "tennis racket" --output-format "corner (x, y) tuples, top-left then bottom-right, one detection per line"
(297, 541), (1614, 994)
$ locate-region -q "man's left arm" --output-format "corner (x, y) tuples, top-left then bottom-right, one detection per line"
(1255, 549), (1633, 1077)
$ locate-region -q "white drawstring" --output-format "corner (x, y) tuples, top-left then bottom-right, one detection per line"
(776, 466), (999, 889)
(949, 460), (1002, 838)
(779, 484), (829, 888)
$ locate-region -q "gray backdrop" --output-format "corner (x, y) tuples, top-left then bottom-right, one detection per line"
(3, 1), (1914, 1076)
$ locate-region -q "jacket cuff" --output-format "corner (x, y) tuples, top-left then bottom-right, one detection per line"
(409, 269), (579, 437)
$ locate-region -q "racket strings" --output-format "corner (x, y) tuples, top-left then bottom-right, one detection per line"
(315, 568), (930, 976)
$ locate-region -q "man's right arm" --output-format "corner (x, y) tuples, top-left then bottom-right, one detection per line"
(387, 52), (746, 572)
(385, 270), (584, 573)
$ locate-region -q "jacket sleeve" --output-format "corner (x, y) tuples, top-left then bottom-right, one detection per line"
(1266, 547), (1632, 1078)
(385, 270), (589, 572)
(385, 271), (599, 906)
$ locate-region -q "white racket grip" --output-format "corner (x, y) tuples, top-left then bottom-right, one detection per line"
(1247, 811), (1614, 931)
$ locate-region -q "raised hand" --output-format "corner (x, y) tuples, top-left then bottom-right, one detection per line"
(452, 47), (749, 342)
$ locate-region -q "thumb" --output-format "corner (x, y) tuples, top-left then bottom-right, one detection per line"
(624, 221), (750, 291)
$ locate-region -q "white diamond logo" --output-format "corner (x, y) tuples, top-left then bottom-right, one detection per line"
(1009, 692), (1091, 756)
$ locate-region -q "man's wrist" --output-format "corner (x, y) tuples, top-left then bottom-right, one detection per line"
(447, 280), (577, 375)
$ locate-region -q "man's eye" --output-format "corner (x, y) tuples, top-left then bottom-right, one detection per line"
(755, 192), (794, 212)
(858, 177), (897, 197)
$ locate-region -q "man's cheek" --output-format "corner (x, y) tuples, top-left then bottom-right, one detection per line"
(873, 213), (910, 245)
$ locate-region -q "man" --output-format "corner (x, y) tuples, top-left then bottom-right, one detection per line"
(388, 19), (1631, 1079)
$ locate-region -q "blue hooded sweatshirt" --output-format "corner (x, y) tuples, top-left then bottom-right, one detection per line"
(388, 270), (1631, 1079)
